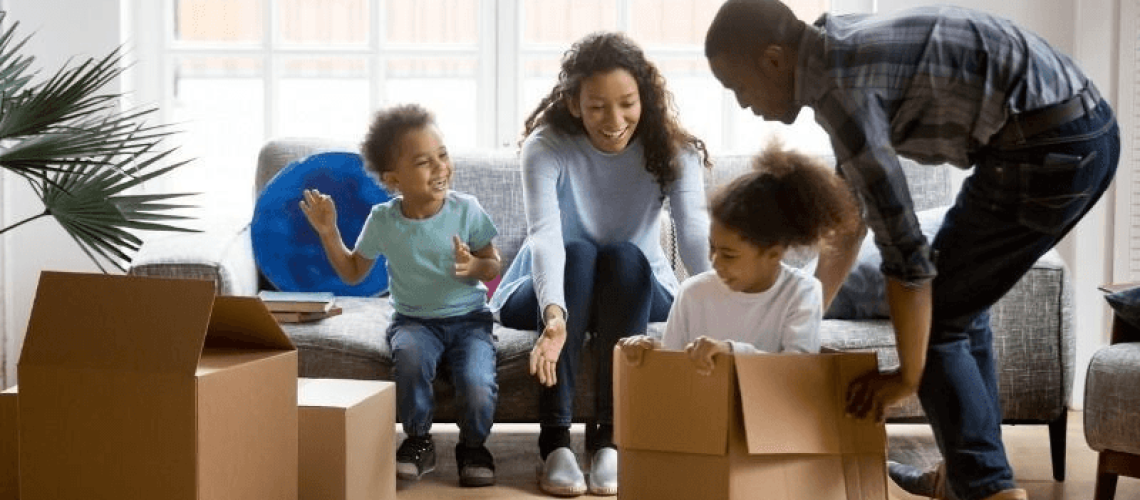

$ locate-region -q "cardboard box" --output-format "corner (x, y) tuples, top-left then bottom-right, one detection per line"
(297, 378), (396, 500)
(17, 271), (299, 500)
(614, 350), (888, 500)
(0, 386), (16, 500)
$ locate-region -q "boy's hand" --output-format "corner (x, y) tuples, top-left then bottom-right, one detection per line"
(453, 235), (476, 278)
(299, 189), (337, 234)
(617, 335), (661, 366)
(685, 336), (730, 376)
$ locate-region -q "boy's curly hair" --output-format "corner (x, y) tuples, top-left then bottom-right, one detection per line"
(360, 103), (435, 181)
(520, 31), (710, 195)
(710, 141), (858, 250)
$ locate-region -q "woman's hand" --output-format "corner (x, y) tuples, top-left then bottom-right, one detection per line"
(530, 315), (567, 387)
(617, 335), (661, 367)
(845, 368), (917, 422)
(299, 189), (337, 235)
(685, 336), (731, 376)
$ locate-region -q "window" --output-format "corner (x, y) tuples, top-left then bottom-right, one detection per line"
(129, 0), (868, 224)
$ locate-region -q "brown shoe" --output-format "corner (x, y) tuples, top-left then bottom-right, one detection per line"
(980, 489), (1028, 500)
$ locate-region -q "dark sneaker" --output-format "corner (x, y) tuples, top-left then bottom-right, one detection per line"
(455, 443), (496, 487)
(887, 460), (954, 499)
(396, 435), (436, 481)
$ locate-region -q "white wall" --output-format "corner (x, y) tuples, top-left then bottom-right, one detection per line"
(0, 0), (1123, 406)
(0, 0), (123, 388)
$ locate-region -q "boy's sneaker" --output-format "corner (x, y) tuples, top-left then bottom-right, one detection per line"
(396, 435), (436, 481)
(456, 443), (496, 487)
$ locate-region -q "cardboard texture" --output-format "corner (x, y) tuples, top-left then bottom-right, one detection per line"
(614, 349), (888, 500)
(297, 378), (396, 500)
(17, 271), (299, 500)
(0, 386), (16, 500)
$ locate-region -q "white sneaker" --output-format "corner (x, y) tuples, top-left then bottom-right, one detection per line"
(587, 447), (618, 496)
(537, 447), (587, 497)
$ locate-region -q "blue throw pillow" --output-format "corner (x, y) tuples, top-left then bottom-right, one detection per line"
(251, 151), (391, 296)
(1106, 286), (1140, 330)
(825, 206), (949, 319)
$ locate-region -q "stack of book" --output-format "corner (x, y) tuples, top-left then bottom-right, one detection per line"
(257, 291), (342, 323)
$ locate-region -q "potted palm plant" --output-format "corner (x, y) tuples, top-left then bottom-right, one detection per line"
(0, 12), (196, 272)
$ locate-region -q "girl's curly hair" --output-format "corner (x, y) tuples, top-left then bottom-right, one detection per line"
(520, 31), (711, 195)
(711, 141), (859, 250)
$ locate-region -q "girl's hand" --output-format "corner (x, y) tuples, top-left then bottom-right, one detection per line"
(453, 235), (476, 278)
(617, 335), (661, 366)
(529, 314), (567, 387)
(685, 336), (731, 376)
(299, 189), (337, 235)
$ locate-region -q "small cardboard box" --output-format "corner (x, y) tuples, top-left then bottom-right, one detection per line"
(297, 378), (396, 500)
(0, 386), (16, 500)
(17, 271), (299, 500)
(614, 349), (887, 500)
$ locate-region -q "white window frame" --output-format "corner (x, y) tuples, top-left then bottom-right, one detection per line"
(128, 0), (874, 153)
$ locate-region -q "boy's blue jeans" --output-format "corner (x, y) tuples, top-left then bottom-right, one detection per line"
(926, 98), (1118, 500)
(387, 309), (497, 446)
(498, 240), (671, 439)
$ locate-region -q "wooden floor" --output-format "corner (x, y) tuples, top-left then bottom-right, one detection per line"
(393, 410), (1140, 499)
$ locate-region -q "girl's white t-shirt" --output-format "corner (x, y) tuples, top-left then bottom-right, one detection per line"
(661, 264), (822, 354)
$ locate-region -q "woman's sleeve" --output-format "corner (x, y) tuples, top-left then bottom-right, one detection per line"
(781, 277), (823, 353)
(521, 137), (568, 314)
(667, 148), (711, 276)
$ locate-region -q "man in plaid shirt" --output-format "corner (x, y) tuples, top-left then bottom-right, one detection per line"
(705, 1), (1119, 499)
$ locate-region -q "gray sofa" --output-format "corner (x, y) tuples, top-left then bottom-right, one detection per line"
(128, 137), (1074, 481)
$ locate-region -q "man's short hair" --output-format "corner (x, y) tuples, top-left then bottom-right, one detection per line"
(705, 0), (803, 60)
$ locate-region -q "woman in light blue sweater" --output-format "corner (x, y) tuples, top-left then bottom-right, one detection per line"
(488, 31), (711, 497)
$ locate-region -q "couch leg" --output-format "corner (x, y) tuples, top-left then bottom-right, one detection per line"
(1095, 452), (1118, 500)
(1048, 411), (1067, 481)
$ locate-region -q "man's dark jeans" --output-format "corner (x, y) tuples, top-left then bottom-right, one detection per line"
(924, 98), (1118, 500)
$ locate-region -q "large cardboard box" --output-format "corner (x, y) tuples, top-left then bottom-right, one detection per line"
(614, 350), (888, 500)
(0, 386), (16, 500)
(17, 271), (299, 500)
(297, 378), (396, 500)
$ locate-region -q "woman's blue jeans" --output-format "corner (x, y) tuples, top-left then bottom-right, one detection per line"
(387, 309), (498, 446)
(498, 240), (671, 436)
(926, 99), (1118, 500)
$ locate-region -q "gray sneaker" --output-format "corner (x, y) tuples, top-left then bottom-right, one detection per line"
(587, 447), (618, 496)
(537, 447), (587, 497)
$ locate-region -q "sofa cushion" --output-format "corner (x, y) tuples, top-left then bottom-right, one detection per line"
(1105, 285), (1140, 330)
(826, 206), (950, 319)
(251, 151), (391, 296)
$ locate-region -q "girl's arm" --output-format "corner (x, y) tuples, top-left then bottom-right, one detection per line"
(299, 189), (375, 285)
(780, 278), (824, 353)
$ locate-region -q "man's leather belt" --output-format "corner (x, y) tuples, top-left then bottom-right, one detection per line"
(992, 86), (1100, 146)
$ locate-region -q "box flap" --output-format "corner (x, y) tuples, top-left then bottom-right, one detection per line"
(614, 349), (733, 456)
(19, 271), (213, 374)
(735, 352), (883, 455)
(204, 296), (296, 351)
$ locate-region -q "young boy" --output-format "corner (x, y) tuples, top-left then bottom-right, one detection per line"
(300, 103), (501, 487)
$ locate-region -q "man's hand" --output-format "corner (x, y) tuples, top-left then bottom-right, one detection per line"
(299, 189), (338, 235)
(845, 369), (918, 422)
(530, 312), (567, 387)
(685, 336), (731, 376)
(617, 335), (662, 367)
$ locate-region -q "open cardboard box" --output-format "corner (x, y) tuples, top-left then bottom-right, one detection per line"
(17, 271), (299, 500)
(614, 349), (888, 500)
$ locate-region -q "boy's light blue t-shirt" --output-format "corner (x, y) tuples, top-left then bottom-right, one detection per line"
(354, 191), (498, 319)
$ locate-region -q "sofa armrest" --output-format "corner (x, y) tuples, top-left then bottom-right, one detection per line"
(128, 223), (259, 297)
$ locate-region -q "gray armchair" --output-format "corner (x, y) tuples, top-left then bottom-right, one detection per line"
(1085, 287), (1140, 500)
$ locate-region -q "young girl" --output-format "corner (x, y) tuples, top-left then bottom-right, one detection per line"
(619, 141), (858, 373)
(300, 104), (502, 488)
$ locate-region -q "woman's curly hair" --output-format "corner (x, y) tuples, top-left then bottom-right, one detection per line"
(711, 141), (859, 250)
(520, 31), (711, 195)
